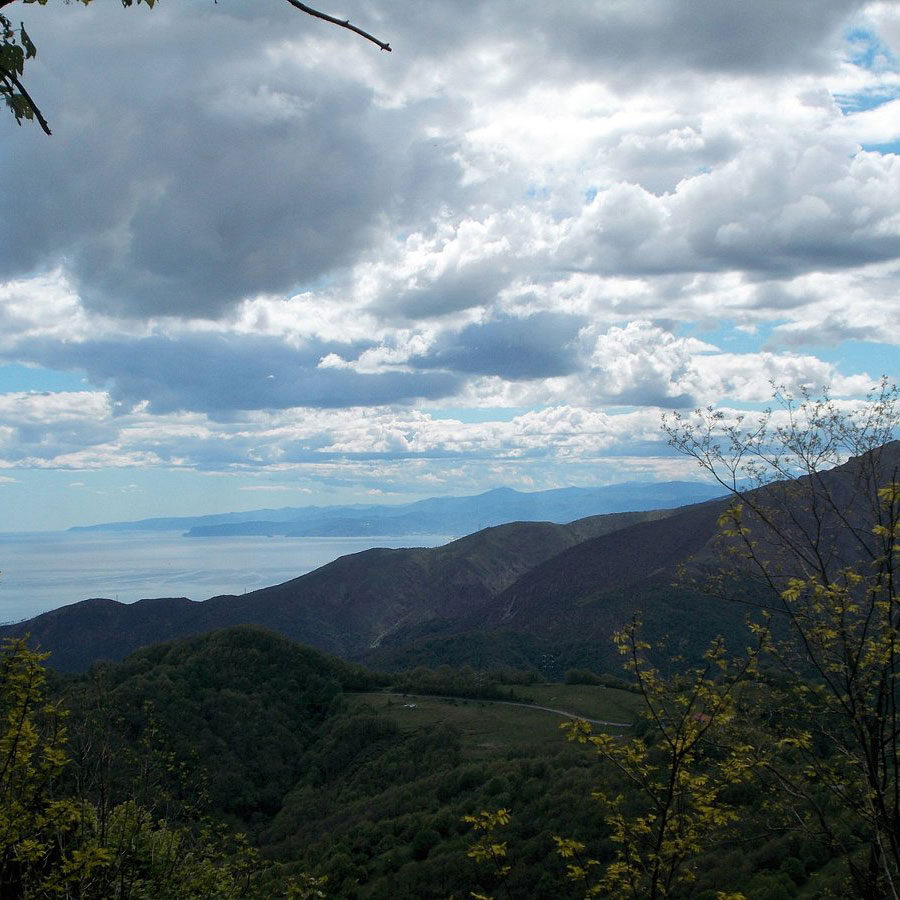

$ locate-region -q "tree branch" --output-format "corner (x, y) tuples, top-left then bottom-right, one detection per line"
(282, 0), (391, 51)
(0, 62), (51, 135)
(3, 1), (390, 138)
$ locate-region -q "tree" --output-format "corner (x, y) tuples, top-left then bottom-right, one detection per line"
(0, 637), (90, 897)
(558, 624), (762, 899)
(0, 636), (281, 898)
(557, 380), (900, 898)
(0, 0), (391, 136)
(463, 808), (513, 900)
(664, 380), (900, 897)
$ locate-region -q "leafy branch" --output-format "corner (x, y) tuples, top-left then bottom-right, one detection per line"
(1, 0), (391, 136)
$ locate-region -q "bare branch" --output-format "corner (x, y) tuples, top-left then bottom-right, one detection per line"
(282, 0), (391, 51)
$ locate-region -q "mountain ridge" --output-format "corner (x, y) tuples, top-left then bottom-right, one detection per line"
(7, 510), (673, 671)
(66, 481), (726, 537)
(11, 444), (899, 674)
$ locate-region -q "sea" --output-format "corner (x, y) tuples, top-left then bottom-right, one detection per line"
(0, 530), (453, 625)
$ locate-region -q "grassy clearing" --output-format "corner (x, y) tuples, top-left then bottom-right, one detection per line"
(349, 683), (639, 759)
(515, 683), (643, 724)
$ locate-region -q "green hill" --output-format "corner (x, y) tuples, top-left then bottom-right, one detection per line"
(42, 626), (846, 898)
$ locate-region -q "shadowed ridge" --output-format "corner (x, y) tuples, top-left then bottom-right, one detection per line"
(1, 512), (665, 671)
(1, 596), (197, 672)
(13, 443), (889, 677)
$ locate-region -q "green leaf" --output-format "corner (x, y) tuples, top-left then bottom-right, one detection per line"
(20, 25), (36, 60)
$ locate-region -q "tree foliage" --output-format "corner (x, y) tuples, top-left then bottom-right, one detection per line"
(558, 622), (763, 899)
(0, 638), (82, 896)
(548, 381), (899, 899)
(464, 807), (513, 900)
(549, 382), (900, 898)
(665, 381), (900, 898)
(0, 636), (273, 898)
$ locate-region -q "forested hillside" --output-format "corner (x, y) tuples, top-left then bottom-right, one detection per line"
(0, 626), (850, 898)
(0, 623), (874, 898)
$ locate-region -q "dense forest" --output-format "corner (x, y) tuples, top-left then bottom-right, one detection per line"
(0, 626), (858, 898)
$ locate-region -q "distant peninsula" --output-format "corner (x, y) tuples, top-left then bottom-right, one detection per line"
(68, 482), (726, 539)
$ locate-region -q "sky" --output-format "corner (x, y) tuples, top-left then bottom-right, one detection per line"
(1, 0), (899, 531)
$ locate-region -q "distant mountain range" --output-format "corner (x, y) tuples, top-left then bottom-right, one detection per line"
(13, 446), (898, 676)
(68, 481), (728, 538)
(9, 509), (675, 672)
(0, 493), (752, 675)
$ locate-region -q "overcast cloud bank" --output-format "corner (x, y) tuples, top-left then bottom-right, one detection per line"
(1, 0), (898, 529)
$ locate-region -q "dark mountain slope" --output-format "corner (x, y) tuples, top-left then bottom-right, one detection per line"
(365, 499), (734, 672)
(12, 442), (898, 675)
(209, 511), (677, 654)
(483, 498), (726, 633)
(367, 442), (900, 671)
(494, 439), (900, 635)
(3, 596), (200, 674)
(4, 510), (669, 671)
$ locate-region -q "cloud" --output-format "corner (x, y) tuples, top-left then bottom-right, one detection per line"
(552, 139), (900, 279)
(2, 5), (460, 318)
(0, 391), (119, 465)
(380, 1), (862, 92)
(412, 312), (586, 379)
(5, 1), (884, 324)
(581, 322), (705, 407)
(1, 0), (899, 526)
(690, 352), (877, 401)
(15, 333), (460, 415)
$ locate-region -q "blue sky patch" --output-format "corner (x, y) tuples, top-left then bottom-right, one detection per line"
(0, 364), (87, 394)
(806, 341), (900, 382)
(835, 87), (900, 114)
(834, 27), (900, 114)
(844, 27), (898, 72)
(861, 140), (900, 156)
(678, 320), (775, 356)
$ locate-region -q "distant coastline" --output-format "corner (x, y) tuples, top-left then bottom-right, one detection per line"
(0, 530), (453, 625)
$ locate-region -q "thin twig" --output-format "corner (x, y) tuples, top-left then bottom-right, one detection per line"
(282, 0), (391, 51)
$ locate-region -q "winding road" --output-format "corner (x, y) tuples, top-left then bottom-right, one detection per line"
(402, 693), (632, 728)
(490, 699), (632, 728)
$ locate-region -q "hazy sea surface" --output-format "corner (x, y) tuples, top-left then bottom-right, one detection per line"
(0, 531), (453, 624)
